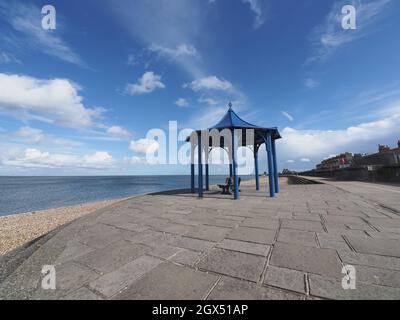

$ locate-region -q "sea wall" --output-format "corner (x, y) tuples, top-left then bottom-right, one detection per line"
(303, 165), (400, 183)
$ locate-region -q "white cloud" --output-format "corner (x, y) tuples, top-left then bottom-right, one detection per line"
(1, 148), (114, 169)
(0, 73), (104, 128)
(286, 160), (295, 163)
(16, 126), (44, 143)
(125, 71), (166, 95)
(210, 0), (266, 29)
(108, 0), (205, 78)
(130, 139), (159, 154)
(13, 126), (81, 147)
(282, 111), (294, 122)
(300, 158), (311, 162)
(150, 43), (198, 58)
(198, 97), (219, 106)
(0, 1), (85, 67)
(127, 52), (152, 69)
(185, 76), (233, 92)
(127, 54), (139, 67)
(187, 104), (241, 129)
(175, 98), (189, 108)
(278, 106), (400, 162)
(308, 0), (392, 63)
(124, 156), (145, 165)
(242, 0), (267, 29)
(106, 126), (131, 140)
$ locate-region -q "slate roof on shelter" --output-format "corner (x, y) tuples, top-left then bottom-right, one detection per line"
(210, 106), (260, 130)
(209, 106), (282, 140)
(186, 105), (282, 143)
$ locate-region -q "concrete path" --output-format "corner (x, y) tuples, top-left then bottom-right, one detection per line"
(303, 177), (400, 213)
(1, 178), (400, 300)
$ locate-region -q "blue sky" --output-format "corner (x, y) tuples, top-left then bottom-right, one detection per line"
(0, 0), (400, 175)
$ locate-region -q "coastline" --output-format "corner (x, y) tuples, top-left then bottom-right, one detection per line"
(0, 197), (130, 256)
(0, 176), (263, 256)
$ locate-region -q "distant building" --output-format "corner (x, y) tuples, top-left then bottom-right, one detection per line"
(353, 140), (400, 167)
(316, 152), (353, 172)
(282, 169), (297, 175)
(314, 140), (400, 172)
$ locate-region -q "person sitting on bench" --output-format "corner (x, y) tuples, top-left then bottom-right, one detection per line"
(230, 177), (242, 193)
(218, 177), (233, 195)
(218, 177), (242, 195)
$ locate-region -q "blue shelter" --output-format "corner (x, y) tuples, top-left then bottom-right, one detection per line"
(187, 103), (281, 200)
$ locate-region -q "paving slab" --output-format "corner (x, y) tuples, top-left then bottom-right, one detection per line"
(122, 230), (178, 248)
(318, 238), (352, 252)
(324, 216), (368, 225)
(111, 222), (150, 233)
(240, 218), (279, 230)
(366, 217), (400, 229)
(264, 266), (306, 294)
(147, 245), (183, 260)
(170, 249), (203, 266)
(356, 265), (400, 288)
(338, 250), (400, 271)
(367, 231), (400, 240)
(324, 229), (369, 239)
(281, 220), (325, 233)
(227, 227), (276, 245)
(207, 277), (306, 300)
(172, 236), (216, 252)
(55, 240), (95, 265)
(317, 232), (346, 243)
(186, 225), (231, 242)
(74, 240), (149, 274)
(308, 274), (400, 300)
(63, 287), (103, 300)
(270, 242), (342, 279)
(277, 229), (318, 248)
(77, 223), (123, 249)
(197, 248), (266, 282)
(202, 218), (239, 228)
(292, 214), (322, 222)
(346, 236), (400, 258)
(89, 255), (163, 297)
(217, 239), (270, 257)
(114, 262), (218, 300)
(33, 262), (99, 299)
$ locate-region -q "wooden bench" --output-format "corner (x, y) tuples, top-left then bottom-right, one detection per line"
(218, 178), (232, 195)
(218, 177), (242, 195)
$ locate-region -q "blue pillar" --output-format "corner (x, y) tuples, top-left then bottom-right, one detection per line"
(254, 148), (260, 191)
(272, 138), (279, 194)
(231, 130), (240, 200)
(198, 133), (203, 198)
(205, 164), (210, 191)
(190, 142), (195, 193)
(229, 164), (233, 178)
(191, 164), (195, 193)
(266, 135), (275, 198)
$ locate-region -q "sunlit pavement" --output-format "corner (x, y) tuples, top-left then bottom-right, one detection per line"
(1, 178), (400, 300)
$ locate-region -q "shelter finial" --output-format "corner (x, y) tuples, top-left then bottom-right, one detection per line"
(228, 102), (233, 110)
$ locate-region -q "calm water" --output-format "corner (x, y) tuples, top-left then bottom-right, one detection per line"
(0, 175), (252, 216)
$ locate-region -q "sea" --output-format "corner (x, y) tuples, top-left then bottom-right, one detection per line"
(0, 175), (253, 217)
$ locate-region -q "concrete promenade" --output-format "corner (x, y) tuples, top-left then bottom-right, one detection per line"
(1, 178), (400, 300)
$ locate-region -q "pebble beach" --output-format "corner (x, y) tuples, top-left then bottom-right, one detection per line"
(0, 198), (129, 256)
